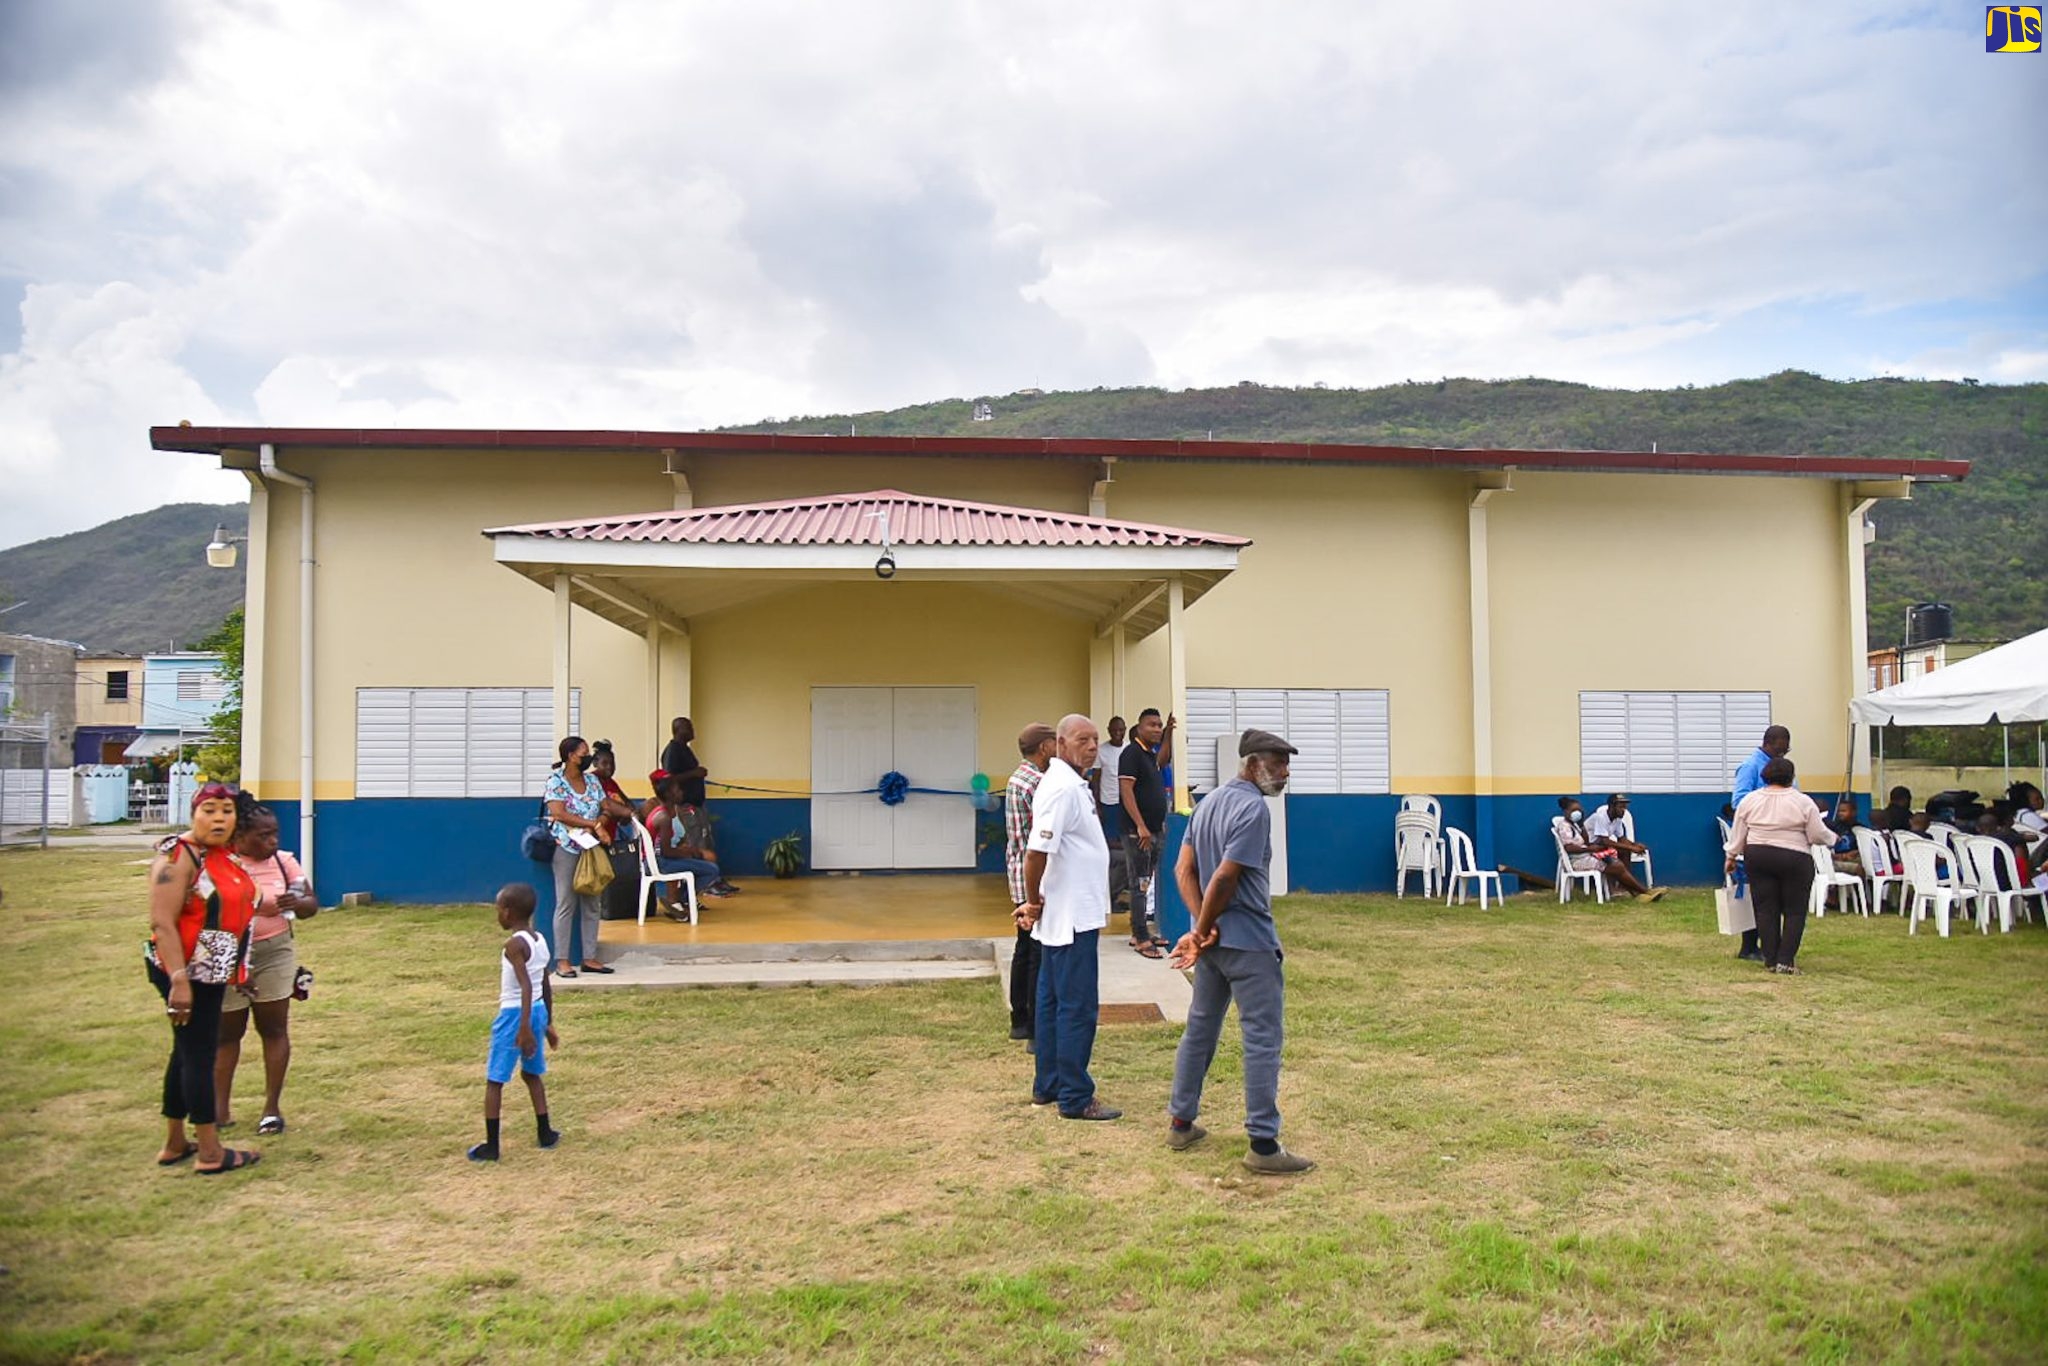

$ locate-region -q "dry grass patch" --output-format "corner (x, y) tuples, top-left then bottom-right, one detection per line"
(1, 849), (2044, 1362)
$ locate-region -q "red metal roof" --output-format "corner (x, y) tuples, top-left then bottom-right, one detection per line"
(149, 425), (1971, 482)
(483, 490), (1251, 549)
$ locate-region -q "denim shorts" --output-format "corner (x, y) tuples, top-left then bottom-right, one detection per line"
(486, 1001), (549, 1082)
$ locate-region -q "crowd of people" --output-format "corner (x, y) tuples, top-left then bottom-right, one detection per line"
(141, 705), (2043, 1174)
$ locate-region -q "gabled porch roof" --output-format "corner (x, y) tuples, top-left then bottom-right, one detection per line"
(482, 489), (1249, 642)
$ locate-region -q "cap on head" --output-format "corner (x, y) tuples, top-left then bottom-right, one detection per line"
(1017, 722), (1056, 755)
(1609, 793), (1629, 806)
(1238, 728), (1298, 758)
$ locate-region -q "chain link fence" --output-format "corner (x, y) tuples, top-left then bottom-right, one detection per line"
(0, 714), (61, 849)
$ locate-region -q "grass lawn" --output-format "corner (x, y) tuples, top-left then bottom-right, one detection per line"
(2, 849), (2044, 1364)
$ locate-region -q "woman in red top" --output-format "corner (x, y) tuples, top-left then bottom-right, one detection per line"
(148, 781), (262, 1174)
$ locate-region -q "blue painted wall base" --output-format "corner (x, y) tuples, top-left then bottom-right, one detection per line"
(262, 790), (1756, 907)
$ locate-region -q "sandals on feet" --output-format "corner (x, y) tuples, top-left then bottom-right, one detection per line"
(157, 1143), (198, 1167)
(257, 1115), (286, 1136)
(1133, 941), (1165, 959)
(197, 1149), (261, 1176)
(556, 964), (579, 978)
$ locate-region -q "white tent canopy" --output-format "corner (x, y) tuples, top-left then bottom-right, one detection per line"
(1851, 627), (2048, 726)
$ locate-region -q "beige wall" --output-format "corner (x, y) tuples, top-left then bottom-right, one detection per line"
(239, 444), (1860, 802)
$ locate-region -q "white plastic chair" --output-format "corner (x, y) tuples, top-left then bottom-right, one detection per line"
(1399, 794), (1443, 825)
(1552, 826), (1607, 904)
(1853, 827), (1904, 915)
(1926, 821), (1964, 857)
(1716, 816), (1733, 851)
(632, 818), (699, 926)
(1808, 843), (1867, 919)
(1608, 808), (1654, 887)
(1442, 827), (1503, 909)
(1961, 836), (2044, 934)
(1394, 822), (1441, 898)
(1899, 836), (1973, 938)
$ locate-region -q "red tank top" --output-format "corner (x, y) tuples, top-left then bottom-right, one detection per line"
(159, 838), (260, 959)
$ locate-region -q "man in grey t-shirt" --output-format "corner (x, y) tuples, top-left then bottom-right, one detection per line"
(1165, 728), (1314, 1175)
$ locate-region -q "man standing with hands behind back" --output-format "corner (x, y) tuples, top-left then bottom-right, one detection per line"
(1017, 714), (1121, 1122)
(1004, 723), (1058, 1044)
(1166, 728), (1315, 1174)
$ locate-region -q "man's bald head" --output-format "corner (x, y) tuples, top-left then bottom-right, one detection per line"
(1055, 713), (1100, 773)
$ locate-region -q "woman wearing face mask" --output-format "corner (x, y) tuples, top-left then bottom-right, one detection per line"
(146, 781), (263, 1174)
(1551, 797), (1662, 901)
(543, 735), (611, 977)
(215, 794), (316, 1135)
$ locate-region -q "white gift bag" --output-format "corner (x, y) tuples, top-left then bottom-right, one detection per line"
(1714, 882), (1755, 935)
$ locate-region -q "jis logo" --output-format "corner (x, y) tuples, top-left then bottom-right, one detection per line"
(1987, 6), (2042, 51)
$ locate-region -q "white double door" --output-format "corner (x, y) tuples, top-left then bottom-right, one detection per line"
(811, 687), (977, 869)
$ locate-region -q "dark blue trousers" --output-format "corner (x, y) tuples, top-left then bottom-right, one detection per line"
(1033, 930), (1100, 1114)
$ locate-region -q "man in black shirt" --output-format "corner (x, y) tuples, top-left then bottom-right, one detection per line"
(1875, 786), (1915, 833)
(1119, 709), (1171, 957)
(659, 717), (709, 807)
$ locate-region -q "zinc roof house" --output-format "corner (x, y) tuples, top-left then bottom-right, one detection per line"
(151, 424), (1965, 908)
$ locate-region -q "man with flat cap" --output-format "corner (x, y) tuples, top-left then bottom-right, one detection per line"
(1003, 722), (1057, 1043)
(1165, 727), (1315, 1174)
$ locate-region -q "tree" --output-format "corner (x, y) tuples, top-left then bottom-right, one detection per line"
(194, 608), (244, 783)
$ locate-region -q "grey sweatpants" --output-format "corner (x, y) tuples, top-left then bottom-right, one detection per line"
(1169, 945), (1286, 1139)
(552, 844), (603, 965)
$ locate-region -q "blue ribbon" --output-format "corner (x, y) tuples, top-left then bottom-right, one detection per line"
(877, 771), (909, 806)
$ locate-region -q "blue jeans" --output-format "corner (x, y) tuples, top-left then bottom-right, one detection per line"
(656, 853), (722, 887)
(1033, 930), (1100, 1113)
(1170, 945), (1286, 1139)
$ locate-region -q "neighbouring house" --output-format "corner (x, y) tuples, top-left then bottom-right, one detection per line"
(1866, 639), (1999, 691)
(0, 631), (84, 763)
(123, 651), (227, 762)
(149, 424), (1966, 906)
(74, 653), (144, 765)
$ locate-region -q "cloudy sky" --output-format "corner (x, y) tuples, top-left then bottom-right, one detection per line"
(1, 0), (2042, 549)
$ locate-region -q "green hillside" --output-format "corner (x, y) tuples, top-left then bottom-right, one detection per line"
(0, 503), (247, 654)
(731, 371), (2048, 645)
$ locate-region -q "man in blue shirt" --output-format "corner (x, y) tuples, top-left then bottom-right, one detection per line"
(1165, 728), (1314, 1176)
(1729, 725), (1791, 961)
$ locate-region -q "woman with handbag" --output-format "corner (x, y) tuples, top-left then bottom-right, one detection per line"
(543, 735), (612, 977)
(147, 780), (262, 1174)
(215, 795), (316, 1135)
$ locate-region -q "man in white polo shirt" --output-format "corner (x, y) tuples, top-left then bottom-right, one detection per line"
(1018, 713), (1121, 1121)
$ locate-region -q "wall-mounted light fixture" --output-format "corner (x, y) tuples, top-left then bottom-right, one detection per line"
(205, 525), (248, 569)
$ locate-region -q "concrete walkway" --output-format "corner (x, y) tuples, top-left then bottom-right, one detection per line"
(560, 932), (1195, 1025)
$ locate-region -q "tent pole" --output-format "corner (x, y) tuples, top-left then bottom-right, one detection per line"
(2003, 724), (2011, 789)
(1876, 725), (1885, 804)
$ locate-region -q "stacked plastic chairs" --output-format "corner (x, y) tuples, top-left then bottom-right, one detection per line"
(1394, 796), (1444, 898)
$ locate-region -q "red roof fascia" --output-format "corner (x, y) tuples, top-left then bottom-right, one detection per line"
(148, 425), (1970, 482)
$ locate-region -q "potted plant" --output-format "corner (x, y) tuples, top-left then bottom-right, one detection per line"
(763, 831), (805, 879)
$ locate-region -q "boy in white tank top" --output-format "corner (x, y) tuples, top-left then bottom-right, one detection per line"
(468, 884), (562, 1161)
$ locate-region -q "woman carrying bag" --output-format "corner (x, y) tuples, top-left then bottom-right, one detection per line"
(146, 780), (263, 1174)
(544, 735), (612, 977)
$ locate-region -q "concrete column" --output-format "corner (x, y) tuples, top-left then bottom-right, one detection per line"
(1112, 623), (1128, 717)
(553, 573), (572, 741)
(1468, 480), (1510, 870)
(1846, 491), (1878, 796)
(239, 472), (270, 793)
(644, 619), (662, 784)
(1088, 634), (1112, 722)
(1167, 575), (1189, 812)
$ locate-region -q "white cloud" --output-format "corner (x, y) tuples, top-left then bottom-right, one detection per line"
(0, 0), (2041, 547)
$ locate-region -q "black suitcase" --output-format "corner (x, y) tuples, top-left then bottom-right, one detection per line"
(600, 844), (643, 920)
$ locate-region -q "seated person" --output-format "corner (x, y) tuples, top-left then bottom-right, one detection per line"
(646, 776), (739, 916)
(1552, 797), (1663, 902)
(1875, 786), (1915, 833)
(2006, 782), (2048, 864)
(1825, 797), (1866, 877)
(586, 740), (641, 846)
(1977, 806), (2036, 890)
(1584, 794), (1650, 874)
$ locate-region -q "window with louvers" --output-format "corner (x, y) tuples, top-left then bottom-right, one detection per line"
(1183, 688), (1390, 795)
(1579, 691), (1770, 794)
(355, 688), (582, 798)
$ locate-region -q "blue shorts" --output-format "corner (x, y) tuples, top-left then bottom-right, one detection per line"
(486, 1002), (549, 1083)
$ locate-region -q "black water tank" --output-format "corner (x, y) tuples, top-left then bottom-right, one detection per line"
(1907, 602), (1954, 645)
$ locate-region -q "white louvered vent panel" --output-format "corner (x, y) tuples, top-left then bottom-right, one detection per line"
(466, 691), (529, 796)
(1579, 692), (1631, 792)
(1281, 691), (1340, 795)
(1625, 693), (1680, 793)
(409, 690), (470, 797)
(1184, 689), (1237, 791)
(354, 690), (413, 797)
(1337, 690), (1391, 794)
(1724, 693), (1773, 775)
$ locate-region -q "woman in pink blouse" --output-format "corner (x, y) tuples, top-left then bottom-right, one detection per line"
(1723, 757), (1832, 975)
(216, 796), (317, 1133)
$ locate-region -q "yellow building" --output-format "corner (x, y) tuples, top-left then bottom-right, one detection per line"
(150, 425), (1966, 909)
(73, 654), (143, 764)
